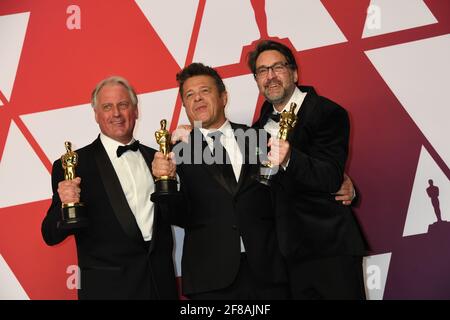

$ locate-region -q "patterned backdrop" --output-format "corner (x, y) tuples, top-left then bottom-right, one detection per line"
(0, 0), (449, 299)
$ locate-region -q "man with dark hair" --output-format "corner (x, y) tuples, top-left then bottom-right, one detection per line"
(177, 62), (227, 97)
(42, 76), (178, 300)
(249, 40), (367, 299)
(152, 63), (289, 299)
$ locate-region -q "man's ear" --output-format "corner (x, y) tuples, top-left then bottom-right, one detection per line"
(94, 108), (99, 124)
(222, 90), (228, 107)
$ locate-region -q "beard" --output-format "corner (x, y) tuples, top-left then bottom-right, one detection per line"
(262, 79), (293, 107)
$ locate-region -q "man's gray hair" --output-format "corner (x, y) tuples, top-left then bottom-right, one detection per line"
(91, 76), (138, 108)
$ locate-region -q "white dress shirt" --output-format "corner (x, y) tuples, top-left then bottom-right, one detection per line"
(199, 120), (246, 252)
(199, 120), (243, 181)
(100, 133), (154, 241)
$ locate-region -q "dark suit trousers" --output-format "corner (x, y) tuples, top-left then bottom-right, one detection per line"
(288, 255), (366, 300)
(187, 254), (289, 300)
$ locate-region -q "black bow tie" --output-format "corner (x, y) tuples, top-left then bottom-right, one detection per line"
(268, 112), (281, 123)
(116, 140), (140, 157)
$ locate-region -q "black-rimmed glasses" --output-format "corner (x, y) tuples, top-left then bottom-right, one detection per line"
(254, 62), (290, 79)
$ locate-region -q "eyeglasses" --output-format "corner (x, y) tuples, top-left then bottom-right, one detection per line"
(254, 62), (290, 79)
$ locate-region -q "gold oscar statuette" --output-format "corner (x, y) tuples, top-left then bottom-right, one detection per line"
(258, 102), (298, 186)
(59, 141), (88, 229)
(151, 119), (178, 202)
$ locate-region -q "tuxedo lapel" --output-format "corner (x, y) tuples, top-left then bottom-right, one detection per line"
(229, 122), (251, 196)
(234, 159), (251, 197)
(258, 102), (273, 129)
(138, 145), (155, 172)
(92, 137), (143, 244)
(297, 86), (319, 118)
(138, 145), (157, 253)
(289, 86), (319, 142)
(189, 129), (235, 195)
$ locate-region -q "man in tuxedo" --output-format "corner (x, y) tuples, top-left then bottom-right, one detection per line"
(248, 40), (367, 299)
(41, 76), (177, 300)
(152, 63), (289, 299)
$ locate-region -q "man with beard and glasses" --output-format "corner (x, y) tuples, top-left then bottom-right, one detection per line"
(248, 40), (367, 300)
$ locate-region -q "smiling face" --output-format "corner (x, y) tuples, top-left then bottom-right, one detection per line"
(94, 83), (138, 144)
(181, 75), (227, 129)
(255, 50), (298, 111)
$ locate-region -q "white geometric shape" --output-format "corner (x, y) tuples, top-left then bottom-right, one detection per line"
(173, 226), (184, 277)
(223, 74), (260, 126)
(365, 34), (450, 169)
(0, 12), (30, 102)
(134, 88), (179, 149)
(0, 121), (51, 208)
(135, 0), (199, 67)
(0, 254), (29, 300)
(22, 88), (178, 161)
(20, 103), (99, 163)
(403, 146), (450, 237)
(266, 0), (347, 51)
(362, 0), (437, 38)
(193, 0), (259, 67)
(363, 253), (391, 300)
(177, 105), (190, 128)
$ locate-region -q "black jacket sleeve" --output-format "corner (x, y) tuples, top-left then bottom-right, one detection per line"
(41, 160), (73, 245)
(283, 98), (349, 194)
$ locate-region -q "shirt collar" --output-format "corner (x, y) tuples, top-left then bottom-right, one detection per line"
(198, 119), (233, 139)
(100, 133), (136, 160)
(272, 87), (307, 115)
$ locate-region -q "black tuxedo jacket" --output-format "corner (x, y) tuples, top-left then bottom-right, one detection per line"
(253, 86), (367, 262)
(41, 137), (177, 300)
(163, 123), (287, 296)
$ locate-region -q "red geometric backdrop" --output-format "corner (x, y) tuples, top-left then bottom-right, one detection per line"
(0, 0), (449, 299)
